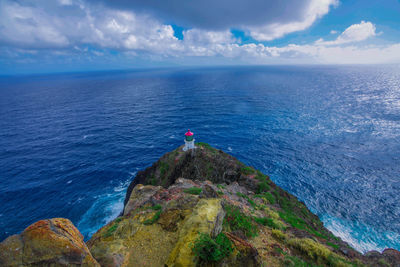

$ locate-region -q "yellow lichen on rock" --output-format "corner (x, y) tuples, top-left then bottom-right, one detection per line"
(166, 198), (224, 267)
(0, 218), (99, 267)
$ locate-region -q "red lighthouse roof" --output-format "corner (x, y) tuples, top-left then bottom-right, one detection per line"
(185, 129), (194, 136)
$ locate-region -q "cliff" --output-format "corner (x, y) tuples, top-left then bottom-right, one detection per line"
(1, 143), (399, 266)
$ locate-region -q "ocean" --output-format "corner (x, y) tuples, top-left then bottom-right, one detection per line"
(0, 65), (399, 253)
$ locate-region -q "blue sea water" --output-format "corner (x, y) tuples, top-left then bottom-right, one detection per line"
(0, 66), (399, 253)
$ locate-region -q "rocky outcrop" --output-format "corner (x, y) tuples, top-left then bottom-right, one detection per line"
(365, 249), (400, 267)
(1, 144), (400, 267)
(123, 144), (246, 207)
(165, 198), (224, 267)
(0, 218), (99, 267)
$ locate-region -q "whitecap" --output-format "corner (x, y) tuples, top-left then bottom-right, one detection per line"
(322, 214), (400, 253)
(77, 178), (131, 240)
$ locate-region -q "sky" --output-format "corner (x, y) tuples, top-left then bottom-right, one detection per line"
(0, 0), (400, 74)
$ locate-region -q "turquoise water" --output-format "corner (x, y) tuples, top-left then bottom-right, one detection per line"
(0, 66), (399, 252)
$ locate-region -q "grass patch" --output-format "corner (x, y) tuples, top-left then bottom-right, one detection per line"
(326, 242), (339, 250)
(197, 142), (213, 150)
(236, 192), (257, 209)
(279, 210), (329, 240)
(255, 170), (268, 181)
(192, 232), (233, 263)
(241, 166), (255, 175)
(223, 204), (257, 238)
(184, 187), (202, 195)
(103, 217), (123, 238)
(256, 191), (275, 204)
(217, 184), (225, 189)
(284, 255), (318, 267)
(151, 204), (162, 211)
(288, 238), (351, 267)
(217, 190), (224, 196)
(254, 170), (272, 194)
(256, 181), (270, 193)
(275, 193), (330, 240)
(253, 216), (285, 230)
(143, 210), (162, 225)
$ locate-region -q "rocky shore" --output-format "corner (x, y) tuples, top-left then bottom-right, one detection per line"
(1, 143), (399, 266)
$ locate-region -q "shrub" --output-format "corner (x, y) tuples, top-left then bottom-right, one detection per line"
(271, 229), (287, 241)
(255, 170), (268, 181)
(241, 166), (255, 175)
(143, 210), (162, 225)
(223, 205), (257, 238)
(159, 161), (169, 177)
(236, 192), (257, 209)
(263, 192), (276, 204)
(253, 216), (285, 230)
(151, 204), (162, 210)
(192, 233), (233, 263)
(264, 207), (280, 220)
(149, 174), (158, 186)
(184, 187), (202, 195)
(257, 181), (270, 193)
(103, 217), (123, 238)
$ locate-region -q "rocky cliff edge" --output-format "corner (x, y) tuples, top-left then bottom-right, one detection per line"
(1, 143), (399, 266)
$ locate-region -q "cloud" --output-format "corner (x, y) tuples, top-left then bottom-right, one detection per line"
(0, 0), (399, 69)
(0, 0), (181, 54)
(316, 21), (377, 45)
(0, 0), (337, 53)
(87, 0), (337, 41)
(248, 0), (338, 41)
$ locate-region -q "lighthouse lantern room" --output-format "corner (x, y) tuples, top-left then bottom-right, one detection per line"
(183, 129), (195, 151)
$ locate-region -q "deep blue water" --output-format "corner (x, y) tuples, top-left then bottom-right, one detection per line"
(0, 66), (399, 253)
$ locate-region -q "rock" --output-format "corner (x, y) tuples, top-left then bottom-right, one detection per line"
(226, 182), (247, 196)
(166, 198), (225, 267)
(199, 184), (219, 198)
(158, 209), (185, 232)
(123, 145), (243, 206)
(224, 232), (261, 267)
(88, 214), (179, 267)
(383, 248), (400, 263)
(0, 218), (99, 267)
(123, 184), (162, 215)
(287, 227), (314, 239)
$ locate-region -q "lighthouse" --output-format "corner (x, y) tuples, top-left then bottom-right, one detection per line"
(183, 129), (195, 151)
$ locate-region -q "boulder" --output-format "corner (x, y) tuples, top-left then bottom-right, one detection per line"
(0, 218), (99, 267)
(166, 198), (225, 267)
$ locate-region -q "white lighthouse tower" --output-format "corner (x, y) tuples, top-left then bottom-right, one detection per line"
(183, 129), (195, 151)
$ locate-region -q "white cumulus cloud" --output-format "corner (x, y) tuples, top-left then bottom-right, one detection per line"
(316, 21), (377, 46)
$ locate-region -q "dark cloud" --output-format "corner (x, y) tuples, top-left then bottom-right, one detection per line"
(88, 0), (312, 30)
